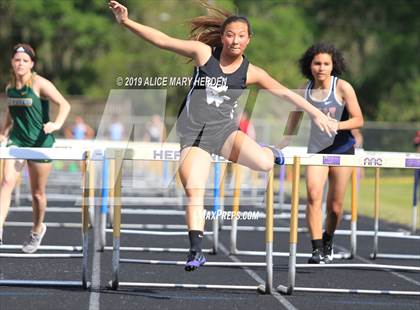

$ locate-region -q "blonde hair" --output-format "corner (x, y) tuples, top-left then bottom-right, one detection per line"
(10, 43), (36, 88)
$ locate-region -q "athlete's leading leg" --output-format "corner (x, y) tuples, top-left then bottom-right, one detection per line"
(22, 161), (52, 253)
(179, 147), (212, 271)
(219, 130), (275, 172)
(322, 166), (353, 263)
(306, 165), (329, 263)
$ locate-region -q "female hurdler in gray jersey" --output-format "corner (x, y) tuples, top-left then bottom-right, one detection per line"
(109, 1), (338, 271)
(299, 43), (363, 264)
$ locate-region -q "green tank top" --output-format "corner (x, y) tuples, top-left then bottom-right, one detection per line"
(6, 83), (55, 147)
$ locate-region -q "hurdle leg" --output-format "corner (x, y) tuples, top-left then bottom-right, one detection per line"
(350, 168), (358, 257)
(163, 161), (170, 196)
(100, 158), (110, 251)
(277, 157), (300, 295)
(372, 167), (380, 259)
(277, 165), (286, 213)
(321, 180), (328, 229)
(212, 162), (221, 254)
(111, 152), (123, 289)
(88, 159), (95, 227)
(108, 159), (115, 227)
(258, 168), (274, 294)
(218, 163), (226, 230)
(0, 159), (2, 237)
(81, 152), (91, 289)
(412, 169), (419, 234)
(230, 164), (241, 254)
(14, 174), (21, 207)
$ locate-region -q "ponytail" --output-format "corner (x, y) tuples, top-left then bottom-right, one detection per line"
(189, 3), (232, 48)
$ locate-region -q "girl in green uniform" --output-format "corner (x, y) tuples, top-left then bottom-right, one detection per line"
(0, 44), (71, 253)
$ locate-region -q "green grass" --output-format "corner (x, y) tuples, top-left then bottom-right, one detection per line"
(343, 176), (419, 229)
(278, 172), (419, 229)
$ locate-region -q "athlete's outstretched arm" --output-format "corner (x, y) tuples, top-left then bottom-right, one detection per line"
(36, 76), (71, 134)
(247, 64), (337, 137)
(108, 1), (210, 66)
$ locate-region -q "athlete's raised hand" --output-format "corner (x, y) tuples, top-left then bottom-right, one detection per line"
(312, 111), (338, 138)
(326, 112), (339, 135)
(109, 1), (128, 24)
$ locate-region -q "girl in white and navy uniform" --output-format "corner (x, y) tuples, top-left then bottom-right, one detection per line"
(299, 43), (364, 264)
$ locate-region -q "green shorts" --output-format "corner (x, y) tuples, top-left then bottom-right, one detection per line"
(7, 136), (55, 163)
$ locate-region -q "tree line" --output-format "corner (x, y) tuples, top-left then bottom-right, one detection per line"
(0, 0), (419, 122)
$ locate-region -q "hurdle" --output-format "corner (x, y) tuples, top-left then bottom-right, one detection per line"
(100, 150), (183, 223)
(100, 157), (217, 254)
(0, 147), (97, 288)
(228, 160), (351, 260)
(369, 167), (420, 260)
(226, 146), (417, 260)
(5, 159), (96, 231)
(107, 146), (275, 294)
(277, 151), (420, 296)
(99, 142), (226, 253)
(413, 169), (419, 234)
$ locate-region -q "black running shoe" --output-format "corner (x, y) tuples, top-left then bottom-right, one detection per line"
(323, 241), (334, 264)
(308, 248), (324, 264)
(184, 251), (206, 271)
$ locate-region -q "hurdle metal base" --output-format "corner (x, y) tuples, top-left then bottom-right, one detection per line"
(109, 280), (261, 291)
(0, 253), (83, 258)
(277, 285), (420, 296)
(104, 246), (213, 253)
(105, 228), (213, 236)
(294, 263), (420, 271)
(9, 207), (82, 213)
(231, 249), (352, 259)
(119, 258), (266, 267)
(0, 245), (82, 252)
(120, 223), (187, 230)
(5, 221), (82, 228)
(370, 253), (420, 260)
(222, 225), (308, 232)
(0, 280), (90, 289)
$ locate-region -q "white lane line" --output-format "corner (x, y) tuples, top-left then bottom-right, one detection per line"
(217, 241), (298, 310)
(89, 209), (101, 310)
(335, 245), (420, 286)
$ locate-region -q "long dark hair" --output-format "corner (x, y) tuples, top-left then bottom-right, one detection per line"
(299, 42), (346, 80)
(189, 3), (252, 48)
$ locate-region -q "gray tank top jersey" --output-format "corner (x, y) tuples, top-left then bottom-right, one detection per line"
(304, 76), (355, 154)
(177, 47), (249, 137)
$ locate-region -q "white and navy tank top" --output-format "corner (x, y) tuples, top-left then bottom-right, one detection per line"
(304, 76), (355, 154)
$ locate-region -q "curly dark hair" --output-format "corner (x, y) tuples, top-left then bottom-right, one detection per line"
(299, 42), (346, 80)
